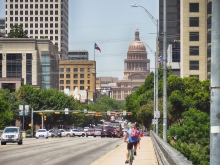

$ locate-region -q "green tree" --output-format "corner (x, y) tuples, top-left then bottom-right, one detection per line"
(7, 24), (27, 38)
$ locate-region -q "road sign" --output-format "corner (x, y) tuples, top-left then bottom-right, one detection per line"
(84, 109), (87, 114)
(152, 119), (158, 124)
(107, 111), (110, 115)
(19, 105), (29, 116)
(65, 108), (69, 114)
(123, 110), (126, 116)
(154, 111), (160, 118)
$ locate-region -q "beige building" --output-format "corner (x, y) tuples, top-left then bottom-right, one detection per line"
(0, 38), (59, 91)
(180, 0), (212, 80)
(112, 29), (150, 101)
(59, 60), (96, 102)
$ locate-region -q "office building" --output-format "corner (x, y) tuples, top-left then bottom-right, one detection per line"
(180, 0), (212, 80)
(0, 18), (6, 37)
(68, 50), (89, 60)
(0, 38), (59, 91)
(159, 0), (180, 54)
(59, 60), (96, 102)
(5, 0), (68, 59)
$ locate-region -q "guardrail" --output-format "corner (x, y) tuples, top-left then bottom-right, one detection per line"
(150, 131), (193, 165)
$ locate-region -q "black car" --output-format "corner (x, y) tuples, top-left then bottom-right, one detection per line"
(51, 129), (61, 138)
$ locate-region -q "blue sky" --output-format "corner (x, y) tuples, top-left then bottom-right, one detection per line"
(0, 0), (159, 80)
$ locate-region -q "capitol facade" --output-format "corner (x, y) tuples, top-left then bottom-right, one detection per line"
(111, 29), (150, 101)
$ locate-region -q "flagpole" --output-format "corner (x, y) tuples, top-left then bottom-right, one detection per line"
(94, 42), (95, 61)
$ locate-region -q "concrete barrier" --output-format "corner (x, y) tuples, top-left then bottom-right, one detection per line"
(150, 131), (193, 165)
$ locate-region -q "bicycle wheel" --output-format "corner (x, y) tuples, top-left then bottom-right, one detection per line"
(129, 149), (133, 165)
(129, 157), (133, 165)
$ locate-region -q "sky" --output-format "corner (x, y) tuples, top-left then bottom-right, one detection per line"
(0, 0), (159, 80)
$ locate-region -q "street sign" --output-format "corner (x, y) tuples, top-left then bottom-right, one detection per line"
(19, 105), (29, 116)
(152, 119), (158, 124)
(64, 108), (69, 114)
(154, 111), (160, 118)
(107, 111), (110, 115)
(123, 110), (126, 116)
(84, 109), (87, 114)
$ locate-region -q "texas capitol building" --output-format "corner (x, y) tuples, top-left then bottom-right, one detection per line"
(111, 29), (150, 101)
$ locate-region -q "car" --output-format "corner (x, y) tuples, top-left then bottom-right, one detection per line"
(59, 129), (72, 137)
(48, 129), (53, 137)
(51, 129), (62, 138)
(1, 126), (23, 145)
(71, 129), (85, 137)
(35, 129), (49, 139)
(101, 126), (114, 138)
(83, 127), (89, 132)
(86, 129), (95, 137)
(94, 128), (102, 137)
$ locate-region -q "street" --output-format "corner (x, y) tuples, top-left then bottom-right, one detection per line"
(0, 137), (123, 165)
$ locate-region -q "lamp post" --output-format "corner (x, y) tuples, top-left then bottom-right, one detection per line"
(86, 87), (89, 104)
(132, 4), (159, 135)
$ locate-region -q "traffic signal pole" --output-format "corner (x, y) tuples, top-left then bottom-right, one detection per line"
(31, 108), (33, 137)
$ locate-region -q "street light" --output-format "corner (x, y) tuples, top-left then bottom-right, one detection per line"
(132, 4), (159, 135)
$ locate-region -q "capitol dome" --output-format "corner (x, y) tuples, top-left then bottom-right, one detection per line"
(128, 29), (146, 52)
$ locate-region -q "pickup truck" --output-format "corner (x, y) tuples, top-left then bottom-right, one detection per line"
(59, 129), (72, 137)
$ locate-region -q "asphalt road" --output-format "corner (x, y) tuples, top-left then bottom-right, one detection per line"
(0, 136), (123, 165)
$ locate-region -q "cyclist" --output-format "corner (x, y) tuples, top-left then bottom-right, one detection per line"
(124, 124), (140, 164)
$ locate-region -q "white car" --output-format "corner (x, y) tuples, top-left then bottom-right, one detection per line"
(84, 127), (89, 132)
(35, 129), (49, 139)
(71, 129), (85, 137)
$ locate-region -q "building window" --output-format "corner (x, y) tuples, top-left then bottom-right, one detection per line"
(66, 80), (70, 84)
(88, 68), (90, 72)
(189, 46), (199, 56)
(189, 61), (199, 70)
(60, 74), (64, 78)
(80, 80), (84, 84)
(66, 86), (70, 89)
(66, 74), (70, 78)
(87, 80), (90, 84)
(66, 68), (70, 72)
(189, 32), (199, 41)
(80, 74), (84, 78)
(74, 80), (78, 84)
(74, 74), (78, 78)
(189, 17), (199, 27)
(189, 3), (199, 12)
(87, 74), (90, 78)
(80, 86), (84, 90)
(80, 68), (84, 72)
(60, 68), (64, 72)
(189, 75), (199, 78)
(60, 86), (64, 90)
(60, 80), (64, 84)
(74, 68), (78, 72)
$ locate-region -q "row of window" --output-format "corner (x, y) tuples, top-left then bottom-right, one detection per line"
(60, 74), (91, 79)
(60, 68), (91, 73)
(7, 23), (59, 29)
(189, 2), (212, 14)
(7, 0), (58, 2)
(9, 17), (59, 22)
(60, 86), (89, 91)
(8, 4), (59, 9)
(60, 80), (90, 84)
(27, 30), (59, 35)
(9, 10), (59, 15)
(189, 17), (212, 28)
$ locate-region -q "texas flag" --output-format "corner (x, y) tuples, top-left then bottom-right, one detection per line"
(94, 43), (101, 52)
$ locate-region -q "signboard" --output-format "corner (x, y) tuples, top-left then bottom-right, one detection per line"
(19, 105), (29, 116)
(154, 111), (160, 118)
(84, 109), (87, 114)
(64, 108), (69, 114)
(123, 110), (126, 116)
(152, 119), (158, 124)
(107, 111), (110, 115)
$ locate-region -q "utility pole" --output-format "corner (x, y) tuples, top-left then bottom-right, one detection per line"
(210, 0), (220, 164)
(163, 0), (167, 142)
(31, 108), (33, 137)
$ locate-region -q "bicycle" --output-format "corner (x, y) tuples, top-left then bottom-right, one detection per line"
(127, 142), (134, 165)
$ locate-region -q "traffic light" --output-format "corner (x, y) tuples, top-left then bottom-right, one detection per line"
(72, 112), (78, 114)
(28, 123), (32, 127)
(95, 113), (102, 117)
(39, 112), (43, 116)
(54, 112), (60, 114)
(44, 115), (46, 121)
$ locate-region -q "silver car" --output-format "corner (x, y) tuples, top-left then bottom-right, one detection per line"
(35, 129), (49, 139)
(1, 126), (23, 145)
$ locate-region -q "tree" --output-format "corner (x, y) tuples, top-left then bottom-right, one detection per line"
(7, 24), (27, 38)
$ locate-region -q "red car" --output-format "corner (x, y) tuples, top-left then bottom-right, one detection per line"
(86, 129), (95, 137)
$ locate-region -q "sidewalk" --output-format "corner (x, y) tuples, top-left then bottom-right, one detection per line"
(90, 136), (158, 165)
